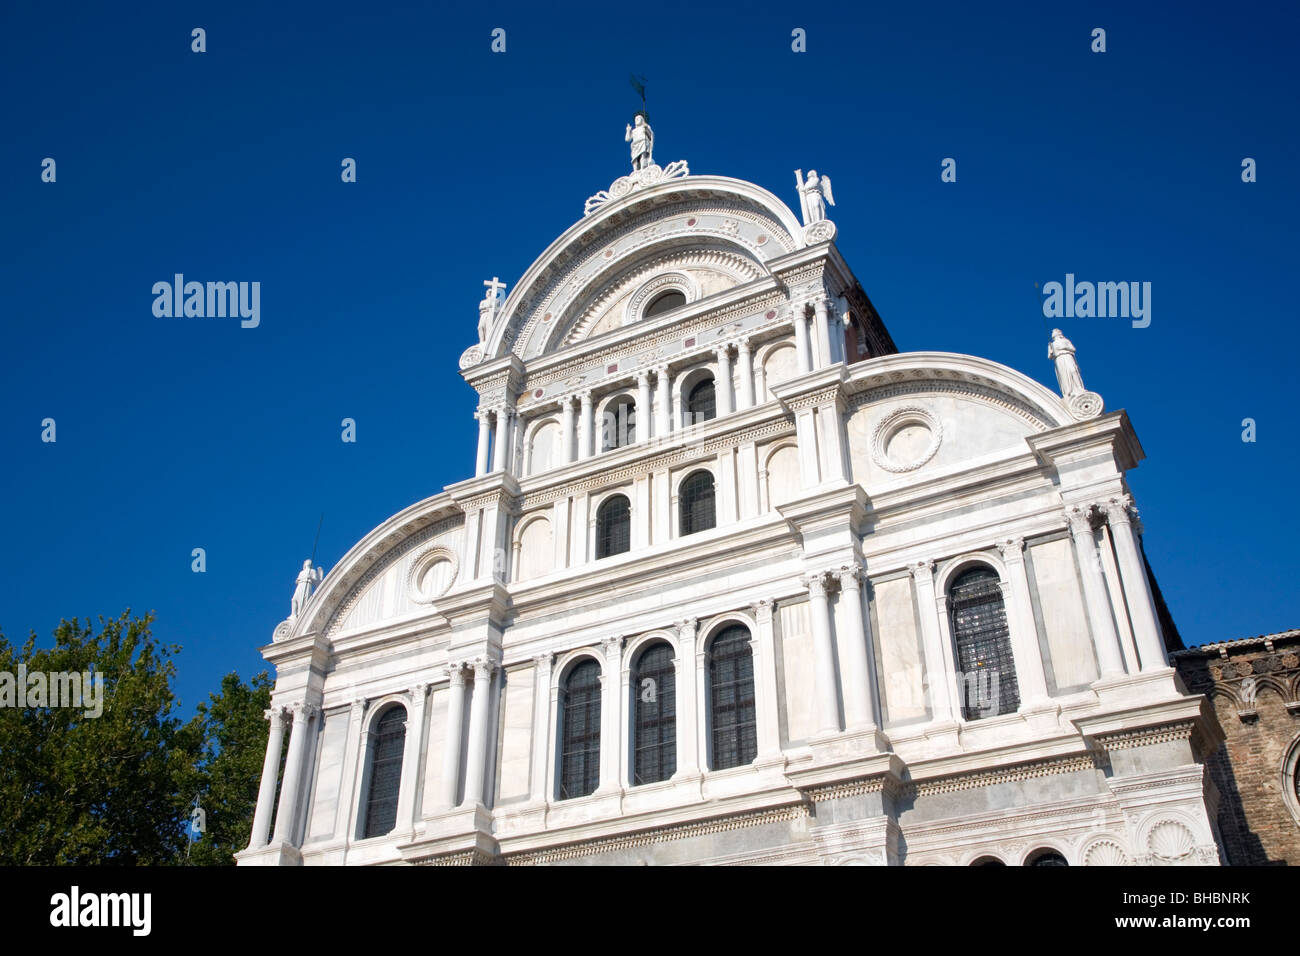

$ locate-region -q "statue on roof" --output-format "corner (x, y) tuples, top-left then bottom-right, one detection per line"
(795, 169), (835, 226)
(626, 113), (654, 171)
(478, 277), (507, 345)
(1049, 328), (1105, 421)
(290, 559), (323, 619)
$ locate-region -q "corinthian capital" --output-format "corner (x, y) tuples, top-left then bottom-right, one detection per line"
(837, 565), (865, 590)
(803, 570), (830, 597)
(995, 537), (1026, 563)
(1102, 494), (1136, 526)
(1064, 504), (1096, 536)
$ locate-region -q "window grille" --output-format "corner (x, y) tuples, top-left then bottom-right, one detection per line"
(595, 495), (631, 559)
(948, 567), (1020, 720)
(1027, 850), (1068, 867)
(559, 659), (602, 800)
(362, 706), (406, 838)
(632, 643), (676, 785)
(686, 379), (716, 425)
(645, 290), (686, 318)
(679, 471), (716, 536)
(708, 625), (757, 770)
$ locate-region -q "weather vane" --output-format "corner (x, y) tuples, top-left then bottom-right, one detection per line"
(629, 73), (648, 118)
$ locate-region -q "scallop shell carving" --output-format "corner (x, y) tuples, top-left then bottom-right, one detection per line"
(1083, 840), (1130, 866)
(1147, 821), (1195, 862)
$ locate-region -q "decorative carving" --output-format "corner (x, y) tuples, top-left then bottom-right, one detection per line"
(459, 344), (485, 369)
(802, 219), (837, 244)
(406, 545), (460, 605)
(869, 404), (943, 473)
(584, 160), (690, 217)
(1067, 391), (1104, 420)
(1147, 820), (1196, 864)
(1083, 839), (1130, 866)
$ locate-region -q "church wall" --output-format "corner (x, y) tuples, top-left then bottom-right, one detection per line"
(1025, 534), (1098, 691)
(335, 526), (463, 635)
(777, 600), (817, 746)
(420, 685), (450, 816)
(870, 574), (929, 726)
(495, 663), (536, 804)
(304, 708), (350, 843)
(516, 515), (553, 582)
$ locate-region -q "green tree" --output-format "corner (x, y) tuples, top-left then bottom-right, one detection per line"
(0, 611), (201, 864)
(184, 671), (275, 865)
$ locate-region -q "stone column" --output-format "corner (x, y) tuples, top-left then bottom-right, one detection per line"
(600, 637), (624, 791)
(272, 701), (317, 845)
(813, 295), (834, 369)
(395, 683), (427, 827)
(529, 654), (553, 803)
(715, 345), (735, 416)
(736, 338), (755, 410)
(336, 697), (368, 842)
(248, 705), (286, 849)
(750, 600), (782, 759)
(560, 397), (576, 465)
(837, 566), (879, 731)
(793, 303), (812, 373)
(1103, 495), (1167, 671)
(475, 411), (492, 477)
(912, 561), (958, 722)
(804, 571), (842, 736)
(674, 619), (701, 776)
(655, 366), (671, 438)
(579, 392), (595, 460)
(491, 406), (512, 473)
(636, 372), (652, 442)
(1066, 504), (1126, 678)
(462, 658), (497, 806)
(995, 538), (1051, 707)
(439, 664), (467, 809)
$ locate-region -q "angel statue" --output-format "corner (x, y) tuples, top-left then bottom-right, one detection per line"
(795, 169), (835, 225)
(626, 114), (654, 171)
(290, 559), (323, 618)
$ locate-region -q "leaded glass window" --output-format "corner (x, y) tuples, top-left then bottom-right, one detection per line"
(679, 470), (716, 536)
(948, 566), (1020, 720)
(686, 378), (716, 425)
(362, 706), (406, 838)
(632, 642), (676, 786)
(595, 495), (631, 559)
(559, 659), (602, 800)
(708, 625), (756, 770)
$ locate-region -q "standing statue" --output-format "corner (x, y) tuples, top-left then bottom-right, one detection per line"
(626, 114), (654, 171)
(290, 559), (323, 618)
(478, 277), (507, 345)
(1048, 328), (1086, 397)
(795, 169), (835, 225)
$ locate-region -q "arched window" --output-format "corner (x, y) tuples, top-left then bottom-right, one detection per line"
(685, 378), (716, 425)
(361, 705), (406, 838)
(679, 470), (716, 536)
(1026, 850), (1069, 867)
(645, 289), (686, 318)
(708, 625), (756, 770)
(948, 566), (1020, 720)
(601, 397), (636, 451)
(632, 642), (676, 786)
(595, 495), (631, 559)
(559, 659), (602, 800)
(970, 856), (1006, 866)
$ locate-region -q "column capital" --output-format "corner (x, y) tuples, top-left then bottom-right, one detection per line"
(578, 390), (594, 405)
(714, 343), (732, 358)
(908, 559), (935, 582)
(635, 369), (651, 386)
(409, 681), (429, 701)
(532, 651), (554, 669)
(446, 662), (468, 686)
(348, 696), (369, 715)
(263, 705), (287, 724)
(750, 598), (774, 624)
(995, 537), (1026, 563)
(675, 618), (698, 640)
(1064, 503), (1097, 536)
(601, 635), (625, 655)
(803, 570), (831, 597)
(735, 336), (752, 354)
(289, 700), (318, 722)
(470, 657), (498, 680)
(837, 564), (865, 589)
(1102, 494), (1136, 525)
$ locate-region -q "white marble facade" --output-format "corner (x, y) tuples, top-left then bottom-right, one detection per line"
(237, 143), (1224, 867)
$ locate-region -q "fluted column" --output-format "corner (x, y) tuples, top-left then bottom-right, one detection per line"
(1103, 495), (1167, 671)
(793, 303), (812, 373)
(396, 682), (427, 827)
(736, 339), (755, 410)
(995, 538), (1051, 707)
(272, 701), (317, 845)
(813, 295), (833, 369)
(600, 637), (624, 791)
(636, 372), (651, 442)
(1066, 504), (1126, 677)
(248, 705), (287, 849)
(579, 392), (595, 459)
(560, 397), (576, 464)
(674, 619), (701, 777)
(655, 366), (671, 438)
(462, 658), (497, 806)
(912, 561), (958, 722)
(439, 664), (467, 809)
(529, 654), (553, 803)
(836, 566), (879, 731)
(750, 600), (782, 758)
(715, 345), (735, 416)
(475, 412), (492, 477)
(804, 571), (842, 736)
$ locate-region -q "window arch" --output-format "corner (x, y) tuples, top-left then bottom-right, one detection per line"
(645, 289), (686, 318)
(631, 642), (676, 786)
(948, 566), (1020, 719)
(558, 659), (602, 800)
(707, 625), (757, 770)
(679, 470), (716, 536)
(1026, 849), (1069, 867)
(685, 377), (716, 425)
(361, 705), (406, 838)
(595, 494), (631, 559)
(601, 395), (636, 451)
(970, 856), (1006, 866)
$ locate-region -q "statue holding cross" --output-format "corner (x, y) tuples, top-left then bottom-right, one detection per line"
(478, 277), (507, 345)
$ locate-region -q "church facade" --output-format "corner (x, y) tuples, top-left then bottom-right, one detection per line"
(237, 121), (1225, 866)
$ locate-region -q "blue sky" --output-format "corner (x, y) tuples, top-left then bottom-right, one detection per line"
(2, 1), (1296, 712)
